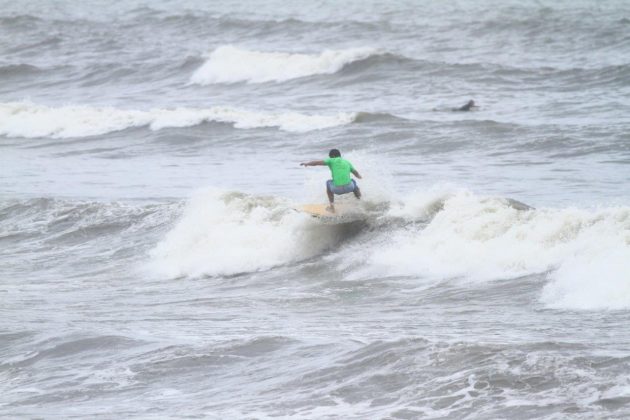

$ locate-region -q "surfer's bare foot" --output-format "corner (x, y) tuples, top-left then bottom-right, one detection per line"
(326, 204), (335, 213)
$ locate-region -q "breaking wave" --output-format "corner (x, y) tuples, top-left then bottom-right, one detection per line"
(3, 186), (628, 311)
(149, 189), (343, 278)
(0, 101), (356, 138)
(148, 187), (630, 310)
(190, 45), (382, 84)
(358, 189), (630, 310)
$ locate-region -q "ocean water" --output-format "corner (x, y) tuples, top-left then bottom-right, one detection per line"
(1, 0), (629, 418)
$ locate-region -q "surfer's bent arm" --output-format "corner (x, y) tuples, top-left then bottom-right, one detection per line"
(351, 169), (362, 179)
(300, 160), (326, 167)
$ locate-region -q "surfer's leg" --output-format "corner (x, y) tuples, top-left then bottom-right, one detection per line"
(352, 180), (361, 199)
(326, 180), (335, 212)
(326, 190), (335, 212)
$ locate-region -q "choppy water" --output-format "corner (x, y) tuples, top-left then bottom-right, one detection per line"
(1, 0), (629, 418)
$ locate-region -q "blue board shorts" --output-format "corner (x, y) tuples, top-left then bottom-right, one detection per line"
(327, 179), (357, 195)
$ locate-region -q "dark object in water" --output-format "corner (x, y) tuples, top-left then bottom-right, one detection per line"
(454, 99), (476, 111)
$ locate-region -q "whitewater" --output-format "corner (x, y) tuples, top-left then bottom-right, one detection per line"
(1, 0), (629, 418)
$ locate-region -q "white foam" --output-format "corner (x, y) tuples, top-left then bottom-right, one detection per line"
(0, 101), (150, 138)
(0, 101), (356, 138)
(190, 45), (379, 84)
(150, 184), (630, 308)
(347, 189), (630, 310)
(541, 243), (630, 311)
(385, 183), (464, 221)
(149, 189), (339, 278)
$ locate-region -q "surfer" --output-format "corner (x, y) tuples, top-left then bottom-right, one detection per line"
(300, 149), (362, 212)
(454, 99), (476, 111)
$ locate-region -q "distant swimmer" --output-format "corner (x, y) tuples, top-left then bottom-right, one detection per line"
(454, 99), (477, 111)
(300, 149), (362, 213)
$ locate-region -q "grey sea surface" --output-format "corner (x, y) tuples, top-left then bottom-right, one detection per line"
(1, 0), (629, 418)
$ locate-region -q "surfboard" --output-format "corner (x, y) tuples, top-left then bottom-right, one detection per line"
(297, 203), (365, 223)
(300, 204), (336, 217)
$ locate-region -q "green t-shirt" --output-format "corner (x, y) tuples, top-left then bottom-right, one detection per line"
(324, 157), (354, 186)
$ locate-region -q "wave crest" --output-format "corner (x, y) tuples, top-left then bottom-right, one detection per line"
(190, 45), (382, 84)
(356, 189), (630, 310)
(0, 102), (356, 138)
(0, 64), (42, 77)
(149, 190), (342, 278)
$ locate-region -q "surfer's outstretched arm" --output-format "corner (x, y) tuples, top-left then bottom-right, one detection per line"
(300, 160), (326, 166)
(351, 169), (362, 179)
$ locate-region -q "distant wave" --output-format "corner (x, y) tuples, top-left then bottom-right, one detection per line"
(0, 102), (357, 138)
(127, 7), (387, 34)
(2, 9), (387, 36)
(190, 45), (383, 84)
(0, 63), (42, 77)
(352, 111), (409, 124)
(336, 52), (417, 75)
(554, 64), (630, 89)
(0, 14), (43, 27)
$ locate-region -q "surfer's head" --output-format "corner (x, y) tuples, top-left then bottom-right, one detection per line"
(329, 149), (341, 158)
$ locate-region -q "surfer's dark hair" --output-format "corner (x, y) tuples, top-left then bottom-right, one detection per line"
(329, 149), (341, 158)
